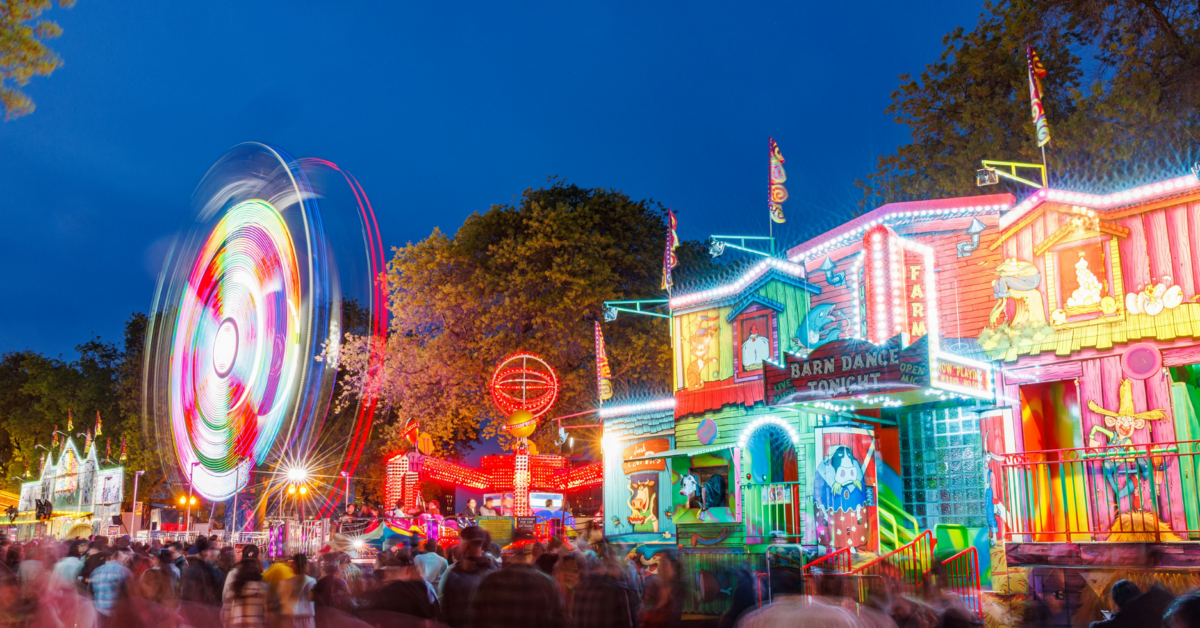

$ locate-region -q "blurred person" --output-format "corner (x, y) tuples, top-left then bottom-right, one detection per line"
(313, 553), (351, 612)
(1166, 590), (1200, 628)
(470, 558), (566, 628)
(532, 542), (546, 563)
(263, 554), (296, 619)
(571, 543), (640, 628)
(91, 548), (133, 622)
(717, 566), (759, 628)
(277, 553), (317, 628)
(460, 499), (479, 518)
(366, 550), (439, 620)
(440, 528), (498, 628)
(180, 536), (222, 604)
(223, 554), (268, 628)
(535, 552), (559, 576)
(553, 552), (585, 617)
(641, 553), (683, 628)
(1091, 580), (1175, 628)
(0, 573), (33, 627)
(479, 497), (499, 517)
(414, 539), (448, 586)
(218, 546), (237, 579)
(337, 551), (364, 600)
(737, 596), (863, 628)
(53, 540), (88, 589)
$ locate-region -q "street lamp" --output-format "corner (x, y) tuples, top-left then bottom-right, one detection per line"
(340, 471), (350, 511)
(186, 462), (199, 533)
(131, 470), (145, 539)
(231, 456), (247, 540)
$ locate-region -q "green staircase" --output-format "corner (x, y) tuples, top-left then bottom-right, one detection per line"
(878, 488), (921, 553)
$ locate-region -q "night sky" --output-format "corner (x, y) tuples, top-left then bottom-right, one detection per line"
(1, 0), (984, 359)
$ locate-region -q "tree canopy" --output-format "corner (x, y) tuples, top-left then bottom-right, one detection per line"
(859, 0), (1200, 207)
(338, 179), (718, 461)
(1, 0), (76, 119)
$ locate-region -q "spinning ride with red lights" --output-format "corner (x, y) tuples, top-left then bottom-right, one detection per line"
(386, 352), (603, 517)
(145, 143), (387, 506)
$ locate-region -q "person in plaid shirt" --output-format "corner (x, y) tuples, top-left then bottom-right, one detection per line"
(223, 555), (268, 628)
(89, 548), (133, 621)
(469, 560), (567, 628)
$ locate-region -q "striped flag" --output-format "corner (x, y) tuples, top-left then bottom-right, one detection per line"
(661, 209), (679, 290)
(769, 137), (788, 223)
(594, 322), (613, 402)
(1027, 45), (1051, 147)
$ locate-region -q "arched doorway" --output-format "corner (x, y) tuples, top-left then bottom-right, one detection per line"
(741, 418), (802, 542)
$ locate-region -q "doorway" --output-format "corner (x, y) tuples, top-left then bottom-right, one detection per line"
(1018, 380), (1089, 541)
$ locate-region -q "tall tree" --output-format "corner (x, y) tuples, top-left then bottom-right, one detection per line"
(338, 179), (716, 460)
(858, 0), (1200, 207)
(1, 0), (77, 119)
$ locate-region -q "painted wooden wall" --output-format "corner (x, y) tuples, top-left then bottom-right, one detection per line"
(603, 432), (678, 541)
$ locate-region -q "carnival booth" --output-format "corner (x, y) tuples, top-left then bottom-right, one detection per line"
(13, 431), (125, 541)
(384, 353), (604, 549)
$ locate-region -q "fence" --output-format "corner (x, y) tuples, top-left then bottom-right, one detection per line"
(1000, 440), (1200, 543)
(942, 546), (983, 618)
(851, 529), (935, 602)
(741, 482), (804, 543)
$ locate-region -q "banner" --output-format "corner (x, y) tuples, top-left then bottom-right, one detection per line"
(1027, 45), (1051, 147)
(594, 322), (613, 402)
(661, 209), (679, 290)
(769, 137), (787, 224)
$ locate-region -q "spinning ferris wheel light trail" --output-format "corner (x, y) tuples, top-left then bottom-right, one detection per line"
(145, 143), (387, 505)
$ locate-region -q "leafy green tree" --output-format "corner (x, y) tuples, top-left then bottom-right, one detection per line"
(858, 0), (1200, 207)
(338, 179), (716, 460)
(1, 0), (76, 119)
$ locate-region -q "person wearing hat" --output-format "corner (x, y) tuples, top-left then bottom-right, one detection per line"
(1087, 379), (1168, 510)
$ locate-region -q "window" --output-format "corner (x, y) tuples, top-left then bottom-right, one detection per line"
(1044, 235), (1125, 327)
(733, 306), (778, 380)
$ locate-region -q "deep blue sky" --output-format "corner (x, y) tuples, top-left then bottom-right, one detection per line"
(1, 0), (985, 359)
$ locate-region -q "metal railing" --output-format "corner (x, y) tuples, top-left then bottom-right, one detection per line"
(741, 482), (804, 543)
(1000, 440), (1200, 543)
(942, 547), (983, 618)
(851, 529), (936, 602)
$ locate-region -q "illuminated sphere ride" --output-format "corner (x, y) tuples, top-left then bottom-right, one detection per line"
(489, 352), (559, 419)
(145, 143), (387, 501)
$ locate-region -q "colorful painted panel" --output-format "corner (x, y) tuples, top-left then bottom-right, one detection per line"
(814, 424), (879, 553)
(675, 309), (729, 391)
(603, 434), (677, 540)
(671, 449), (737, 525)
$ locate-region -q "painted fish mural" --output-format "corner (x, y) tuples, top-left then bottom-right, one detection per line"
(792, 303), (843, 356)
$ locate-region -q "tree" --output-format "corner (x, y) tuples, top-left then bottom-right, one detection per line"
(338, 179), (716, 460)
(858, 0), (1200, 208)
(1, 0), (76, 119)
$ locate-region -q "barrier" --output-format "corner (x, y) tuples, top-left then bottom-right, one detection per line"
(741, 482), (805, 543)
(942, 546), (983, 618)
(851, 529), (935, 602)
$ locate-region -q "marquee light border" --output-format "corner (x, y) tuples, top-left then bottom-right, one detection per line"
(736, 416), (800, 450)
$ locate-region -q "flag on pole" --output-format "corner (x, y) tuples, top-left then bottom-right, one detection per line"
(769, 137), (788, 223)
(95, 410), (102, 436)
(51, 426), (59, 449)
(1027, 45), (1051, 147)
(119, 434), (128, 462)
(661, 209), (679, 290)
(594, 322), (613, 403)
(66, 409), (73, 432)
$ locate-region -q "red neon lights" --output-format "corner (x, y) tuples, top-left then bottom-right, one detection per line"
(489, 352), (559, 418)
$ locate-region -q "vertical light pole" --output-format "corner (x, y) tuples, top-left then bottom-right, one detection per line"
(231, 456), (246, 540)
(340, 471), (350, 511)
(131, 470), (145, 539)
(187, 461), (199, 533)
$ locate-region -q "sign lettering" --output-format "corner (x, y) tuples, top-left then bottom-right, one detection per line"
(764, 335), (930, 405)
(622, 438), (670, 474)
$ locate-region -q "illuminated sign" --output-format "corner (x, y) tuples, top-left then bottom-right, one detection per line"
(622, 438), (670, 474)
(931, 355), (994, 399)
(764, 335), (929, 405)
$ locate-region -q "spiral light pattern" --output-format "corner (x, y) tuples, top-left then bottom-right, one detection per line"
(169, 200), (301, 499)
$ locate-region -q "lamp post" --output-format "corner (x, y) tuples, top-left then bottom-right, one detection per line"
(231, 456), (246, 541)
(187, 462), (199, 533)
(131, 470), (145, 539)
(340, 471), (350, 511)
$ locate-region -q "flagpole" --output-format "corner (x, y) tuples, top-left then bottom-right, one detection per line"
(1041, 145), (1048, 187)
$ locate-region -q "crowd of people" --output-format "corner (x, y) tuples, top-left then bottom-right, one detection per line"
(5, 528), (1200, 628)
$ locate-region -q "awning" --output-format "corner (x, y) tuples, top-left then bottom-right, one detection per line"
(626, 443), (733, 462)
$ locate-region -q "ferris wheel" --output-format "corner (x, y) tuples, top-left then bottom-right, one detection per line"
(144, 143), (387, 501)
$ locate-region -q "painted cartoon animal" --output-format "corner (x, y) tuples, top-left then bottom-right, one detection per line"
(989, 259), (1047, 327)
(627, 477), (658, 530)
(680, 472), (727, 521)
(792, 303), (842, 355)
(684, 316), (720, 390)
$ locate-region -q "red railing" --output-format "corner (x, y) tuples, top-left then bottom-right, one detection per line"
(942, 547), (982, 618)
(1000, 440), (1200, 543)
(851, 529), (935, 602)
